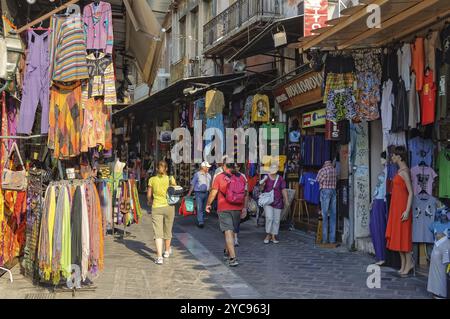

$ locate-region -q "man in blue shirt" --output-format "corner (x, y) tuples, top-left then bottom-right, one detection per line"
(188, 161), (212, 228)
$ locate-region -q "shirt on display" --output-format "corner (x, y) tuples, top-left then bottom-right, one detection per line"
(412, 194), (438, 243)
(397, 43), (412, 91)
(261, 123), (286, 141)
(437, 63), (450, 120)
(251, 94), (270, 123)
(410, 165), (437, 195)
(289, 130), (301, 143)
(408, 136), (434, 167)
(205, 89), (225, 118)
(420, 69), (436, 126)
(300, 172), (320, 205)
(83, 1), (114, 54)
(437, 149), (450, 198)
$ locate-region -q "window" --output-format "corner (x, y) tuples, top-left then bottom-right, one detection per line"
(166, 29), (173, 65)
(203, 0), (213, 23)
(191, 7), (199, 58)
(179, 16), (186, 60)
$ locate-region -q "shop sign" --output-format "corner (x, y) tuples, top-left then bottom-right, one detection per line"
(273, 71), (324, 112)
(304, 0), (329, 37)
(302, 109), (326, 128)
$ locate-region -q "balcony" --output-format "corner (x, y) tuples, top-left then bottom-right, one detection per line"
(203, 0), (283, 58)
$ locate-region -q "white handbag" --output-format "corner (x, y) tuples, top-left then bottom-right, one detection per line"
(258, 176), (279, 207)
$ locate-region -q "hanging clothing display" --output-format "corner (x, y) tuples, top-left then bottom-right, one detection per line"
(408, 136), (433, 167)
(324, 73), (357, 121)
(83, 1), (114, 54)
(420, 69), (437, 126)
(251, 94), (270, 123)
(408, 73), (421, 128)
(397, 43), (412, 91)
(37, 181), (104, 284)
(299, 172), (320, 205)
(411, 37), (425, 91)
(391, 79), (409, 133)
(48, 82), (83, 159)
(425, 31), (440, 81)
(412, 194), (438, 244)
(205, 89), (224, 118)
(437, 63), (450, 120)
(49, 14), (89, 82)
(437, 149), (450, 199)
(82, 52), (117, 105)
(370, 199), (387, 262)
(81, 98), (112, 152)
(17, 30), (50, 135)
(352, 49), (382, 121)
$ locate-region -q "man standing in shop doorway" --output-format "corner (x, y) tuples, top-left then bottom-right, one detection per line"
(187, 161), (212, 228)
(317, 160), (337, 244)
(206, 163), (248, 267)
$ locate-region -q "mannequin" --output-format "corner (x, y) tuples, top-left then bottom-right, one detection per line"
(370, 152), (388, 265)
(385, 146), (415, 277)
(427, 208), (450, 299)
(317, 160), (337, 244)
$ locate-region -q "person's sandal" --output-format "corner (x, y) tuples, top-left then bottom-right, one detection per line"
(229, 258), (239, 267)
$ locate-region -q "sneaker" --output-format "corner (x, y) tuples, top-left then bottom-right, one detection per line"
(163, 249), (172, 258)
(155, 257), (164, 265)
(197, 223), (205, 229)
(271, 239), (279, 244)
(228, 258), (239, 267)
(263, 239), (270, 244)
(234, 238), (239, 247)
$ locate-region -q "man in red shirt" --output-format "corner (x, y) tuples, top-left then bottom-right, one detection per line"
(206, 163), (248, 267)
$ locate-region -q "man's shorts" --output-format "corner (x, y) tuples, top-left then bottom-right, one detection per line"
(218, 210), (241, 233)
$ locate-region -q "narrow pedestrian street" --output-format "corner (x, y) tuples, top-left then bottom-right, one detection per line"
(0, 203), (431, 299)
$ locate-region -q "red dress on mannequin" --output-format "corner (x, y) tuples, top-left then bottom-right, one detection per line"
(385, 174), (412, 252)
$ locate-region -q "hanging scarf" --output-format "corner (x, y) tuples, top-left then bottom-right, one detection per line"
(86, 183), (100, 275)
(93, 184), (104, 273)
(52, 186), (65, 283)
(60, 186), (72, 279)
(0, 92), (7, 266)
(37, 186), (56, 281)
(80, 186), (90, 281)
(71, 186), (83, 275)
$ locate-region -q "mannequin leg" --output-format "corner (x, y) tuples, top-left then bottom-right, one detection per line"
(401, 252), (414, 275)
(398, 252), (406, 273)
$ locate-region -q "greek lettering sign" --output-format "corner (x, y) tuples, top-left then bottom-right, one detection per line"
(302, 109), (326, 128)
(304, 0), (329, 37)
(273, 71), (324, 112)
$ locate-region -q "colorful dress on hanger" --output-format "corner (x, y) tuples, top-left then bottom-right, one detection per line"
(83, 1), (114, 54)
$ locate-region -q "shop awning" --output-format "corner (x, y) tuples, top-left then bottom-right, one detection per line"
(124, 0), (166, 87)
(293, 0), (450, 51)
(227, 15), (304, 62)
(113, 73), (248, 117)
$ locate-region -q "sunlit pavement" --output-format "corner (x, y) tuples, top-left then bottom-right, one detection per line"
(0, 200), (431, 299)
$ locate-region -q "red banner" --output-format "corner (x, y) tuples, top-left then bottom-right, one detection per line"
(304, 0), (329, 37)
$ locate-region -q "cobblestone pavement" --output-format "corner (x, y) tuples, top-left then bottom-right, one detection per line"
(0, 203), (431, 299)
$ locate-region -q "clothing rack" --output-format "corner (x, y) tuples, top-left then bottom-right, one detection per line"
(0, 135), (44, 140)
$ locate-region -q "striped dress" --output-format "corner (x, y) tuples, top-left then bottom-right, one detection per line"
(49, 14), (89, 82)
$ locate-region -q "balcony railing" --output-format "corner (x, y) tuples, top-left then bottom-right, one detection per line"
(203, 0), (283, 49)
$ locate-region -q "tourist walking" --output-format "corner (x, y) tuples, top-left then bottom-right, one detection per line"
(147, 161), (177, 265)
(260, 164), (289, 244)
(206, 163), (248, 267)
(187, 161), (212, 228)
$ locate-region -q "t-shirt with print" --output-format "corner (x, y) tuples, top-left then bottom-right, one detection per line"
(300, 172), (320, 205)
(251, 94), (270, 123)
(412, 194), (438, 243)
(410, 166), (437, 195)
(262, 175), (287, 209)
(148, 175), (176, 208)
(212, 173), (246, 212)
(438, 150), (450, 198)
(408, 136), (434, 167)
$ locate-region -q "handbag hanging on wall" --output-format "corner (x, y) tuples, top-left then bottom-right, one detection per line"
(1, 141), (27, 191)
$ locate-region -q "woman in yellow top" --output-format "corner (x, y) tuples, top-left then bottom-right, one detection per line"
(147, 161), (177, 265)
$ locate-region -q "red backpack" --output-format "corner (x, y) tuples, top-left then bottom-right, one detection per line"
(223, 173), (246, 205)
